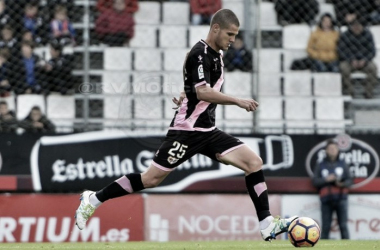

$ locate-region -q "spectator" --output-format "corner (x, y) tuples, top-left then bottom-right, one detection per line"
(223, 35), (253, 72)
(307, 14), (340, 72)
(0, 49), (11, 96)
(275, 0), (319, 25)
(19, 106), (55, 133)
(50, 5), (75, 46)
(190, 0), (222, 25)
(96, 0), (138, 14)
(0, 0), (11, 30)
(370, 0), (380, 25)
(22, 3), (45, 45)
(0, 25), (19, 56)
(0, 100), (17, 132)
(40, 41), (73, 94)
(95, 0), (136, 46)
(338, 19), (377, 98)
(12, 41), (42, 94)
(312, 139), (353, 239)
(47, 0), (75, 21)
(331, 0), (376, 26)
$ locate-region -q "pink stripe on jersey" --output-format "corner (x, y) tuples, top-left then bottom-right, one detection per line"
(170, 52), (225, 132)
(220, 144), (245, 157)
(152, 161), (176, 172)
(115, 176), (134, 193)
(169, 126), (216, 132)
(254, 182), (268, 197)
(200, 40), (208, 54)
(194, 81), (208, 88)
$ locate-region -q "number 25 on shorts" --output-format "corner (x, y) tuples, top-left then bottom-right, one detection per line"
(168, 141), (188, 159)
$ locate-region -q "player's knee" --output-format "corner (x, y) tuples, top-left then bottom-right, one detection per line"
(143, 177), (162, 188)
(247, 157), (263, 173)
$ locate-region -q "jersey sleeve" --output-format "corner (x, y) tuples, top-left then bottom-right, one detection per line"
(189, 52), (211, 88)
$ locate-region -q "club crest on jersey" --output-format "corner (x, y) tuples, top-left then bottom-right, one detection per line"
(198, 65), (204, 79)
(198, 55), (203, 62)
(167, 156), (179, 165)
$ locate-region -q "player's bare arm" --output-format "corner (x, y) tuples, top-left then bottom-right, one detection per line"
(196, 84), (259, 112)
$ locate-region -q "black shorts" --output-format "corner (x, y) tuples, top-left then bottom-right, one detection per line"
(152, 128), (244, 171)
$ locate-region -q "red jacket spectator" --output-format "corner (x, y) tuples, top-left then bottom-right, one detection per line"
(190, 0), (221, 16)
(96, 0), (138, 14)
(95, 0), (135, 46)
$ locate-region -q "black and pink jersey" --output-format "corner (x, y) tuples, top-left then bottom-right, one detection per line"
(169, 40), (224, 132)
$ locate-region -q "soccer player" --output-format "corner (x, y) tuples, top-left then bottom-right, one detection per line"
(75, 9), (297, 241)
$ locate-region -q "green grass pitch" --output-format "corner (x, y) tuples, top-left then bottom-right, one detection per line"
(0, 240), (379, 250)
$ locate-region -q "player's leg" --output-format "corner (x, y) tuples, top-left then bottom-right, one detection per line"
(75, 164), (171, 230)
(215, 139), (297, 241)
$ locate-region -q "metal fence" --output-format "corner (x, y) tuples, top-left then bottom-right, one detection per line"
(0, 0), (379, 134)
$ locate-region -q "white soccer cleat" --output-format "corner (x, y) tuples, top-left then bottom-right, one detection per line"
(260, 215), (299, 241)
(75, 191), (96, 230)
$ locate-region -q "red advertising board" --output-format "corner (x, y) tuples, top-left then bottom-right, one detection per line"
(0, 194), (144, 242)
(144, 194), (281, 241)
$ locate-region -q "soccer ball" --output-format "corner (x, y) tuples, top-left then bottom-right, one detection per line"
(287, 217), (321, 247)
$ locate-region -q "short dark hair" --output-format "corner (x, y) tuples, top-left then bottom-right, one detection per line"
(21, 40), (35, 49)
(318, 13), (336, 30)
(31, 106), (41, 112)
(210, 9), (240, 29)
(325, 139), (338, 149)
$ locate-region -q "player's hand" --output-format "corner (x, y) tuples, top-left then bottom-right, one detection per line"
(237, 98), (259, 112)
(172, 91), (186, 109)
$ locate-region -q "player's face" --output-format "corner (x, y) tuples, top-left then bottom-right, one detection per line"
(216, 24), (239, 51)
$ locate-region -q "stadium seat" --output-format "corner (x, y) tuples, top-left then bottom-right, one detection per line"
(256, 97), (284, 133)
(162, 2), (190, 25)
(223, 71), (252, 97)
(225, 105), (254, 120)
(104, 48), (132, 70)
(103, 95), (132, 120)
(316, 3), (336, 21)
(134, 95), (163, 119)
(313, 73), (342, 96)
(102, 71), (131, 94)
(283, 24), (311, 49)
(316, 120), (346, 134)
(222, 0), (245, 28)
(285, 97), (313, 120)
(283, 49), (309, 72)
(369, 25), (380, 49)
(260, 2), (281, 30)
(159, 25), (188, 48)
(315, 97), (344, 121)
(0, 96), (15, 111)
(134, 2), (161, 25)
(257, 73), (282, 96)
(46, 95), (75, 133)
(257, 97), (283, 120)
(134, 49), (162, 71)
(130, 25), (157, 48)
(34, 46), (50, 61)
(163, 48), (189, 71)
(283, 72), (312, 96)
(285, 120), (315, 134)
(255, 49), (282, 73)
(16, 94), (45, 120)
(163, 72), (183, 95)
(132, 72), (162, 95)
(189, 26), (209, 47)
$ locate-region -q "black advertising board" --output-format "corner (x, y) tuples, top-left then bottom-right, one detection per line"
(1, 131), (379, 192)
